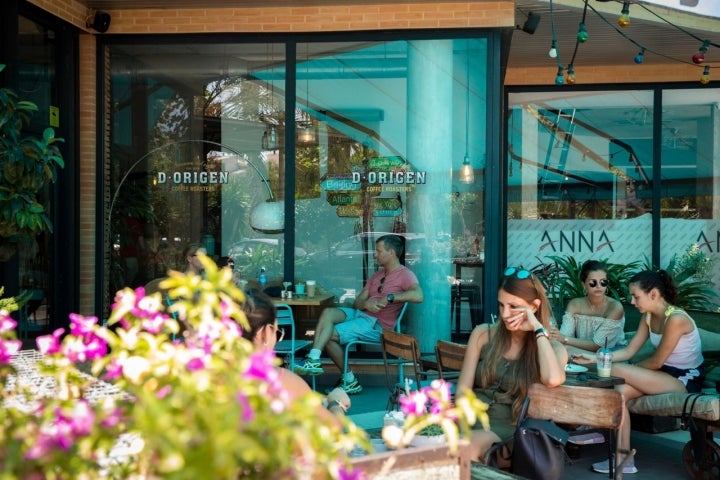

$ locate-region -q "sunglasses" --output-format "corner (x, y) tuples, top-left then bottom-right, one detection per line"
(378, 276), (386, 293)
(504, 267), (532, 279)
(588, 279), (609, 288)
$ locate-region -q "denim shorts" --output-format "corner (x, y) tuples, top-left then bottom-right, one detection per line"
(335, 307), (382, 345)
(660, 364), (705, 393)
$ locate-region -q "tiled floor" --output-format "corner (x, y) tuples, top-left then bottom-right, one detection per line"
(337, 382), (713, 479)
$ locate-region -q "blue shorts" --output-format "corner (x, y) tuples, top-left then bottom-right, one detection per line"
(334, 308), (383, 345)
(660, 364), (705, 393)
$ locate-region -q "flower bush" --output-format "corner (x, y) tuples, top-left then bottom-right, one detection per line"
(0, 255), (490, 478)
(0, 256), (368, 479)
(381, 380), (489, 454)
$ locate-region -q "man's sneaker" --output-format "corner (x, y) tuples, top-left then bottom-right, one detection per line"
(339, 377), (363, 395)
(293, 356), (323, 375)
(592, 456), (638, 474)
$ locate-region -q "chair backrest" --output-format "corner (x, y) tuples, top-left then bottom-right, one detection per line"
(527, 383), (624, 430)
(381, 330), (429, 392)
(274, 303), (296, 337)
(434, 340), (467, 379)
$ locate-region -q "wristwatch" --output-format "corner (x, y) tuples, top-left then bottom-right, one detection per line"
(386, 293), (395, 304)
(534, 327), (549, 340)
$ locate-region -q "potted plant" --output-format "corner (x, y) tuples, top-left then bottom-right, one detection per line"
(0, 64), (64, 261)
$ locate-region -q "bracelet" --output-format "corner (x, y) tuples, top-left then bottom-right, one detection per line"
(534, 327), (549, 340)
(327, 400), (347, 413)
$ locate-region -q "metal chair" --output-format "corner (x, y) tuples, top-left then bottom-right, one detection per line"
(274, 303), (312, 369)
(342, 302), (408, 384)
(381, 329), (435, 411)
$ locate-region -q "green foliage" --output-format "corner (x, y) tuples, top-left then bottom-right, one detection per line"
(0, 286), (30, 313)
(0, 64), (64, 251)
(645, 244), (719, 312)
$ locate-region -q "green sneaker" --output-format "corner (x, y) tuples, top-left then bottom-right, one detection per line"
(294, 356), (323, 375)
(340, 377), (363, 395)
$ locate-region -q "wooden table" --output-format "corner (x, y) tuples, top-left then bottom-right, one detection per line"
(564, 372), (625, 388)
(270, 291), (335, 307)
(270, 291), (336, 340)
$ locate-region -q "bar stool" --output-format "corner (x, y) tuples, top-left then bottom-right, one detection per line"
(450, 283), (482, 339)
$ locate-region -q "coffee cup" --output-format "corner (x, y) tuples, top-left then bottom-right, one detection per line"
(306, 280), (316, 297)
(295, 283), (306, 295)
(596, 349), (612, 378)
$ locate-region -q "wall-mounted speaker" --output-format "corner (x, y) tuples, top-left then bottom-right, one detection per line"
(86, 11), (111, 33)
(521, 12), (541, 35)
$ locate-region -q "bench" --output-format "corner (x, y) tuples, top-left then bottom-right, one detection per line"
(623, 325), (720, 478)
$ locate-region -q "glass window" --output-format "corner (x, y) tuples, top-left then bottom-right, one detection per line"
(106, 36), (491, 341)
(506, 90), (654, 283)
(660, 88), (720, 310)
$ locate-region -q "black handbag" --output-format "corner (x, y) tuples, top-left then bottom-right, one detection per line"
(483, 396), (569, 480)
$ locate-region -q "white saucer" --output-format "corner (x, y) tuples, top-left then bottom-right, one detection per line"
(565, 363), (588, 374)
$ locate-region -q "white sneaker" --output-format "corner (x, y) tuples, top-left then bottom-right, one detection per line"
(592, 456), (638, 474)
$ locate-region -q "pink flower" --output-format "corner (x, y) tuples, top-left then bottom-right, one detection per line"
(36, 328), (64, 355)
(236, 391), (254, 422)
(103, 359), (123, 380)
(0, 338), (21, 363)
(69, 313), (98, 336)
(186, 356), (206, 371)
(399, 390), (429, 416)
(0, 313), (17, 333)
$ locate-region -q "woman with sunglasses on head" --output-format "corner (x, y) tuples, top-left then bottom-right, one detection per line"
(457, 267), (568, 462)
(240, 288), (351, 421)
(550, 260), (626, 357)
(574, 269), (704, 475)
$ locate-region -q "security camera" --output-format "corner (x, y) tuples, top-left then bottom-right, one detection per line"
(86, 11), (111, 33)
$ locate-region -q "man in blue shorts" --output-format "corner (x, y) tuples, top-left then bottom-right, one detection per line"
(294, 234), (423, 394)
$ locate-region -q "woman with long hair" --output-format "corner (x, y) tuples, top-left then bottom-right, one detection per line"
(457, 267), (567, 461)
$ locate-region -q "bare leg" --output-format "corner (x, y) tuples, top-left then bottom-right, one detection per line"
(612, 363), (686, 463)
(326, 339), (345, 371)
(470, 430), (502, 464)
(311, 307), (347, 351)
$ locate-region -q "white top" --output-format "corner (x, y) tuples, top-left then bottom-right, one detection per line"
(646, 307), (703, 370)
(561, 312), (626, 349)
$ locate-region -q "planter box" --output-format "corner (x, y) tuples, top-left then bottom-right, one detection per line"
(350, 440), (517, 479)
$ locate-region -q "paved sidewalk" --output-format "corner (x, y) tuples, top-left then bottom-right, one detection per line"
(339, 383), (707, 479)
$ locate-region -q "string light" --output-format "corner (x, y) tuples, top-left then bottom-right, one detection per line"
(692, 40), (710, 65)
(555, 66), (565, 85)
(634, 48), (645, 64)
(618, 2), (631, 28)
(701, 66), (710, 84)
(548, 40), (558, 58)
(566, 64), (576, 84)
(577, 22), (588, 43)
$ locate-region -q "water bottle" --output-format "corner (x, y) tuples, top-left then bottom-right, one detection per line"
(258, 267), (268, 287)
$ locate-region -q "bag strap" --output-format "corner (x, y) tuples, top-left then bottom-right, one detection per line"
(517, 396), (531, 424)
(681, 392), (707, 433)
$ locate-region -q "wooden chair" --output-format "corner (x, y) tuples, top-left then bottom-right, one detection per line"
(381, 329), (435, 411)
(434, 340), (467, 381)
(527, 383), (628, 480)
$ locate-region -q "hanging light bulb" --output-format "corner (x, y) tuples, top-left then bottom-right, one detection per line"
(577, 22), (588, 43)
(692, 40), (710, 64)
(268, 126), (278, 149)
(701, 66), (711, 85)
(548, 40), (558, 58)
(298, 121), (315, 143)
(566, 65), (576, 85)
(555, 66), (564, 85)
(634, 48), (645, 64)
(460, 43), (474, 185)
(618, 2), (631, 27)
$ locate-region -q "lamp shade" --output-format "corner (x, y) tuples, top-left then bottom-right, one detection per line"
(250, 200), (285, 233)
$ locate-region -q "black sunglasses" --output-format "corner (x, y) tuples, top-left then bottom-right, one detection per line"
(588, 279), (609, 288)
(378, 276), (386, 293)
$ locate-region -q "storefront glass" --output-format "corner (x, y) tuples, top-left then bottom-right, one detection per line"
(106, 35), (491, 343)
